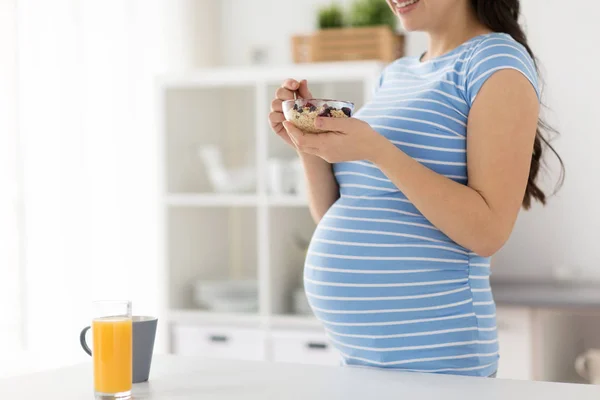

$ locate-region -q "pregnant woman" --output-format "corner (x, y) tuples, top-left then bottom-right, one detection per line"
(269, 0), (563, 377)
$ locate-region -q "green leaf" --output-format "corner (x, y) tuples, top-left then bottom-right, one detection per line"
(349, 0), (397, 30)
(317, 3), (345, 29)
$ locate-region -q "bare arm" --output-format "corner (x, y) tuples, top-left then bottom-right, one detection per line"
(371, 70), (539, 256)
(268, 79), (339, 223)
(298, 152), (339, 223)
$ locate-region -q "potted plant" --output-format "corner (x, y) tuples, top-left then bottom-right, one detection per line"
(348, 0), (397, 31)
(317, 3), (345, 30)
(291, 0), (404, 63)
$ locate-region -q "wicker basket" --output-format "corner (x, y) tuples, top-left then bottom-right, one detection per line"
(291, 26), (404, 63)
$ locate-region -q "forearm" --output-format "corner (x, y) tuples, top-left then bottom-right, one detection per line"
(299, 152), (339, 223)
(371, 141), (508, 256)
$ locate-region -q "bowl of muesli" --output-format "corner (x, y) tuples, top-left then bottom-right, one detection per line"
(282, 98), (354, 134)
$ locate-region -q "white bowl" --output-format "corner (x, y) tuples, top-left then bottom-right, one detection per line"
(193, 280), (258, 313)
(209, 295), (258, 313)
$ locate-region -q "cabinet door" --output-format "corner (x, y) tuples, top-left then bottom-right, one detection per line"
(270, 330), (341, 366)
(171, 324), (267, 361)
(496, 306), (533, 380)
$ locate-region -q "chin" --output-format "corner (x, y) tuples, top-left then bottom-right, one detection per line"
(398, 18), (425, 32)
(388, 0), (427, 32)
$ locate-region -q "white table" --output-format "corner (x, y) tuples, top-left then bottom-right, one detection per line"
(1, 355), (599, 399)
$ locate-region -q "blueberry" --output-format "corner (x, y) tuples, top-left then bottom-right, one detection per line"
(309, 105), (317, 112)
(341, 107), (352, 117)
(318, 108), (331, 117)
(297, 108), (303, 113)
(293, 103), (298, 111)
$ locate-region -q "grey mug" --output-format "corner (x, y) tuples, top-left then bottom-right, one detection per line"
(79, 316), (158, 383)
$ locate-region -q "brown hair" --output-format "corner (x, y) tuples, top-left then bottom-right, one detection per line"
(470, 0), (565, 209)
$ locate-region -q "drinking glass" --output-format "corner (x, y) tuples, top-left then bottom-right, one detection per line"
(80, 300), (132, 399)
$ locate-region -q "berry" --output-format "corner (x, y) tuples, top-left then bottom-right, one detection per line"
(341, 107), (352, 117)
(304, 102), (314, 109)
(293, 103), (298, 111)
(318, 107), (332, 117)
(297, 108), (303, 113)
(309, 105), (317, 112)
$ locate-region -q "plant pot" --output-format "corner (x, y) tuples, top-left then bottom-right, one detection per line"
(291, 25), (404, 63)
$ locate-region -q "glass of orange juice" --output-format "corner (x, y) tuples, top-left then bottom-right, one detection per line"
(80, 300), (132, 399)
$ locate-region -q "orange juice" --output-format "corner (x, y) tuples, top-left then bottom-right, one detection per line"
(92, 317), (132, 394)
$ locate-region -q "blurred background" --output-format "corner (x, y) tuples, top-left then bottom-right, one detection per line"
(1, 0), (599, 385)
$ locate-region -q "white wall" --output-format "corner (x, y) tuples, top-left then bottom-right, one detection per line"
(218, 0), (600, 282)
(0, 0), (23, 358)
(492, 0), (600, 281)
(5, 0), (220, 376)
(219, 0), (428, 65)
(15, 0), (164, 371)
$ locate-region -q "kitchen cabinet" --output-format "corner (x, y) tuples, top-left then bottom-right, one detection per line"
(171, 325), (267, 361)
(270, 330), (340, 366)
(495, 306), (533, 380)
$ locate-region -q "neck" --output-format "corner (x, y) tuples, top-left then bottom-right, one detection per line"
(423, 5), (490, 61)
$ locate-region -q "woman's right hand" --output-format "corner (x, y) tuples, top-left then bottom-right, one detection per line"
(269, 79), (338, 223)
(269, 79), (313, 148)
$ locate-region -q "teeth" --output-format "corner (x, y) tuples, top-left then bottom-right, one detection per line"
(394, 0), (418, 8)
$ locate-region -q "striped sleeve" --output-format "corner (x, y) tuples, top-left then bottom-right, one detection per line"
(372, 67), (387, 95)
(465, 37), (540, 106)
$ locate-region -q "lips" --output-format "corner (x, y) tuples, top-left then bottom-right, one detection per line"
(391, 0), (420, 12)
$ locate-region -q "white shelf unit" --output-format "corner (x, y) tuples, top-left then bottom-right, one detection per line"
(158, 61), (384, 366)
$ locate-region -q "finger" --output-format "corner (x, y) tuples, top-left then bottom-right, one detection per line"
(277, 130), (295, 147)
(270, 98), (282, 112)
(269, 117), (287, 137)
(282, 79), (300, 92)
(297, 144), (320, 156)
(285, 130), (319, 155)
(297, 79), (313, 99)
(269, 115), (295, 147)
(283, 121), (318, 149)
(282, 121), (303, 142)
(286, 130), (299, 148)
(268, 111), (286, 126)
(314, 116), (355, 132)
(275, 87), (295, 101)
(271, 98), (282, 112)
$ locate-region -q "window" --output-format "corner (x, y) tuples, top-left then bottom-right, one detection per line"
(0, 0), (23, 363)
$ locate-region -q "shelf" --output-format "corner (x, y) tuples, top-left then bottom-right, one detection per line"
(159, 64), (379, 358)
(168, 309), (264, 327)
(270, 315), (323, 330)
(267, 196), (308, 207)
(168, 309), (323, 331)
(159, 61), (384, 89)
(165, 193), (258, 207)
(165, 194), (311, 208)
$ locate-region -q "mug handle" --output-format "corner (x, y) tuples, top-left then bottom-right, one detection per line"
(575, 353), (589, 380)
(80, 326), (92, 356)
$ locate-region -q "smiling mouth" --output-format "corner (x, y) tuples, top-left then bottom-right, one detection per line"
(391, 0), (420, 13)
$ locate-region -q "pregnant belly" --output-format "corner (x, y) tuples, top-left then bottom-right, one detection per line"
(303, 196), (497, 373)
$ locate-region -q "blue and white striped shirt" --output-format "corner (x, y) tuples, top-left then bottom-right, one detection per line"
(304, 32), (540, 377)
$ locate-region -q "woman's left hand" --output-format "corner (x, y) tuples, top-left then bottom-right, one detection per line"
(283, 117), (388, 163)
